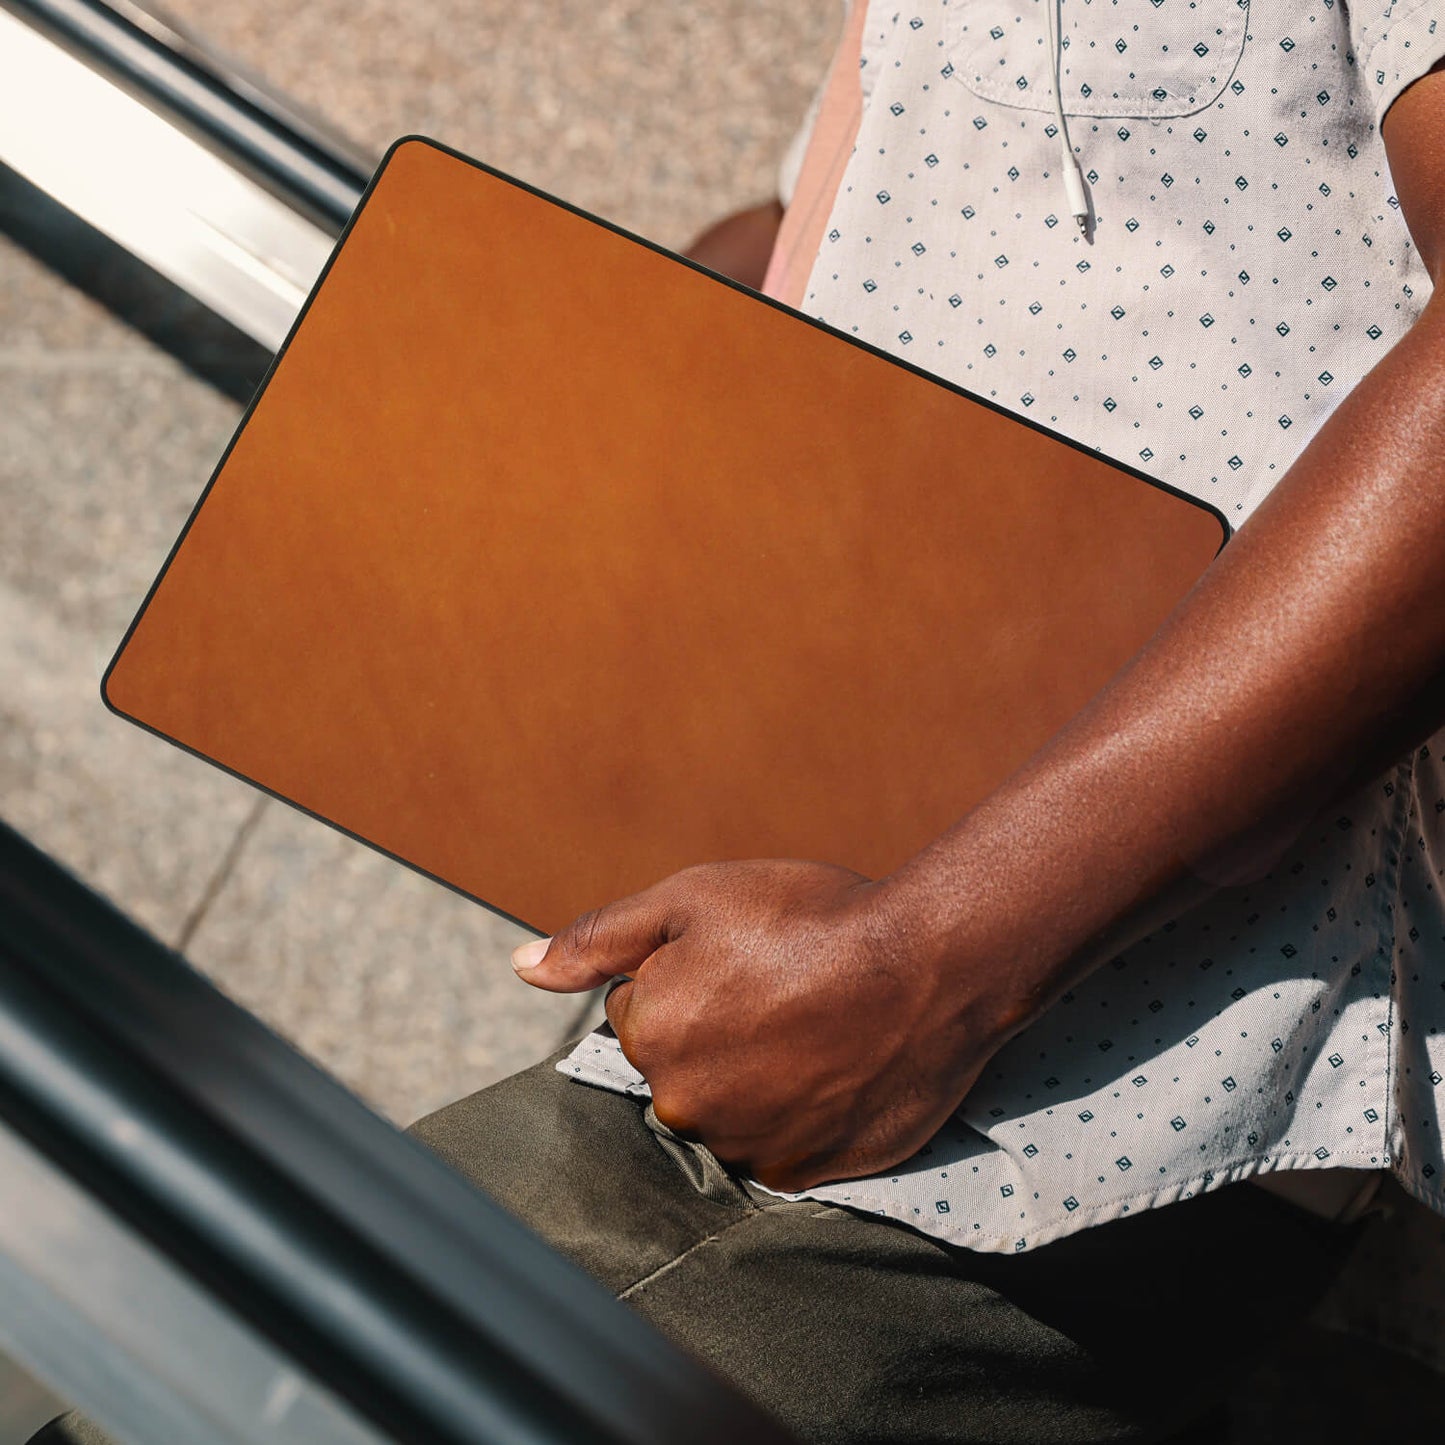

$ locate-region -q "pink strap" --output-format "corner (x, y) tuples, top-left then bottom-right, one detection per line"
(761, 3), (867, 307)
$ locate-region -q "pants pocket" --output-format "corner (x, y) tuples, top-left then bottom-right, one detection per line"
(642, 1103), (759, 1210)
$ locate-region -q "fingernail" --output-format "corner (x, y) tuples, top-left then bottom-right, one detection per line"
(511, 937), (551, 971)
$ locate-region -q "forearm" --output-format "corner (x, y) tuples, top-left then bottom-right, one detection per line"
(883, 291), (1445, 1038)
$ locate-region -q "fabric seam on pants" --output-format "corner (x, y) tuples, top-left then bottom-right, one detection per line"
(617, 1211), (768, 1301)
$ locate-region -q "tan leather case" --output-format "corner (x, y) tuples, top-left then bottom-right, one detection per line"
(104, 138), (1226, 935)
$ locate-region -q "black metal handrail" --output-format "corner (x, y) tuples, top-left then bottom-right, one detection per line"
(0, 820), (800, 1445)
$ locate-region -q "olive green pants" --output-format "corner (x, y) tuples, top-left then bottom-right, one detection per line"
(406, 1050), (1359, 1444)
(36, 1047), (1359, 1445)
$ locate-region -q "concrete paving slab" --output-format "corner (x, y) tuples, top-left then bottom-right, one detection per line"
(162, 0), (841, 248)
(181, 800), (603, 1125)
(0, 568), (259, 942)
(0, 339), (238, 639)
(0, 271), (262, 940)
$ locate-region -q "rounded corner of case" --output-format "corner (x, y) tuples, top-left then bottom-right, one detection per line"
(98, 661), (126, 718)
(382, 135), (443, 170)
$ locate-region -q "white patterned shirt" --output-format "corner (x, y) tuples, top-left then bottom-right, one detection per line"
(563, 0), (1445, 1253)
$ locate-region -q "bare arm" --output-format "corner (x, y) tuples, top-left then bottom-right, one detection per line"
(887, 63), (1445, 1025)
(514, 66), (1445, 1193)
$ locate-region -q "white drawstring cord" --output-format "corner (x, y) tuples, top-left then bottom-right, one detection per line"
(1045, 0), (1089, 235)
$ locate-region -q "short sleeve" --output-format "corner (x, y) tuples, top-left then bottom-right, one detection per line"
(1347, 0), (1445, 132)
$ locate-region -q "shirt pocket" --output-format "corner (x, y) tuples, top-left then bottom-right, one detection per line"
(945, 0), (1249, 120)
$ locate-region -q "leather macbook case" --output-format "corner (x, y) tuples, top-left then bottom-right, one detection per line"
(103, 137), (1228, 936)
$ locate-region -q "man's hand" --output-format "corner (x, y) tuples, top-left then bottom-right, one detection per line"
(512, 861), (1011, 1192)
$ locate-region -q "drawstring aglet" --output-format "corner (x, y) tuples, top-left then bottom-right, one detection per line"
(1061, 144), (1089, 237)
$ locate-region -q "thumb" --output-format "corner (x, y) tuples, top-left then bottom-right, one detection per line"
(511, 891), (671, 993)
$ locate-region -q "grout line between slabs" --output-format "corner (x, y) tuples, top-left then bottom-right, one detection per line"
(173, 792), (270, 956)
